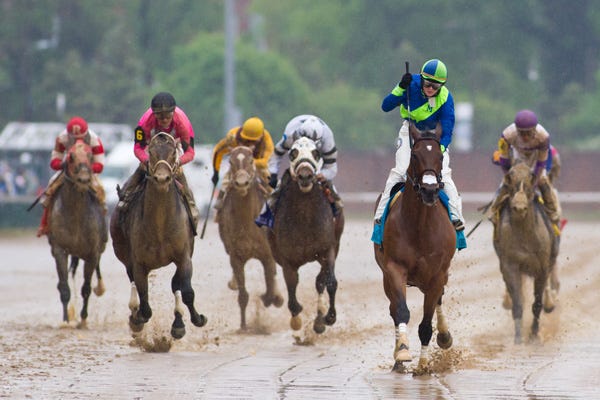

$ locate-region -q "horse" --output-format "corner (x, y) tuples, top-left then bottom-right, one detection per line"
(267, 136), (345, 334)
(493, 161), (560, 344)
(46, 139), (108, 328)
(217, 146), (283, 330)
(110, 132), (206, 339)
(373, 123), (456, 372)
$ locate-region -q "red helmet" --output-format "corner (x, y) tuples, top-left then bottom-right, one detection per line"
(514, 109), (538, 129)
(67, 116), (88, 137)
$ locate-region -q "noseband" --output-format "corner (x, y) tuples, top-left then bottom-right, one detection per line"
(406, 137), (444, 200)
(147, 132), (179, 176)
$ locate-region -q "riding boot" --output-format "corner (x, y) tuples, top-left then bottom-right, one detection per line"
(214, 189), (225, 211)
(176, 170), (200, 229)
(488, 183), (510, 225)
(37, 207), (50, 237)
(538, 176), (560, 225)
(117, 165), (145, 211)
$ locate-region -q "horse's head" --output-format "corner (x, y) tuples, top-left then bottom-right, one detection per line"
(65, 139), (94, 191)
(505, 161), (536, 219)
(289, 136), (323, 193)
(407, 123), (444, 205)
(228, 146), (255, 196)
(147, 132), (179, 192)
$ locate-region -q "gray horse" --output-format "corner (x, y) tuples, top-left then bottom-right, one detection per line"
(217, 146), (283, 330)
(110, 132), (206, 339)
(493, 161), (560, 343)
(267, 137), (344, 334)
(47, 139), (107, 328)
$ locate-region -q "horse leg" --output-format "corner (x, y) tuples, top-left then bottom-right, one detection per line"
(282, 265), (303, 330)
(77, 258), (96, 329)
(231, 256), (249, 331)
(171, 259), (207, 339)
(530, 274), (546, 342)
(130, 267), (152, 331)
(315, 251), (338, 334)
(502, 266), (523, 344)
(52, 249), (71, 324)
(543, 262), (559, 313)
(416, 288), (443, 370)
(386, 261), (411, 369)
(436, 295), (453, 349)
(258, 252), (283, 308)
(93, 263), (105, 296)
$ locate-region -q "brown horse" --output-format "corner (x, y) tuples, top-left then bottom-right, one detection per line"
(373, 124), (456, 371)
(493, 161), (560, 344)
(110, 132), (206, 339)
(217, 146), (283, 330)
(267, 137), (345, 334)
(47, 139), (108, 327)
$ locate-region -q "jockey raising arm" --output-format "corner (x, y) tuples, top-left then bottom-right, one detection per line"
(373, 59), (464, 234)
(268, 114), (338, 184)
(489, 109), (561, 226)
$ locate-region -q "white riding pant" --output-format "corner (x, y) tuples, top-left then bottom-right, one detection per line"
(374, 121), (464, 223)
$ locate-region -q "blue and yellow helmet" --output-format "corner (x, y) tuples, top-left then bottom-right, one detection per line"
(420, 59), (447, 84)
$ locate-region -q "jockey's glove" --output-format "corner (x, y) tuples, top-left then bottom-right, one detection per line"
(269, 173), (278, 189)
(399, 72), (412, 89)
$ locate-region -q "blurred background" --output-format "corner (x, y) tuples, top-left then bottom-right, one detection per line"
(1, 0), (599, 225)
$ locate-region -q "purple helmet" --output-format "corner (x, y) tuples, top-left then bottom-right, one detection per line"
(514, 109), (538, 129)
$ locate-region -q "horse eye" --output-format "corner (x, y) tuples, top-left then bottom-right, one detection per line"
(312, 150), (320, 161)
(289, 149), (298, 161)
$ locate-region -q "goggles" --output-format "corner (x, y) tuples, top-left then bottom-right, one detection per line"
(422, 79), (443, 90)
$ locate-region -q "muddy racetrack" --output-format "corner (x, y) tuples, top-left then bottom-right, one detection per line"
(1, 215), (599, 399)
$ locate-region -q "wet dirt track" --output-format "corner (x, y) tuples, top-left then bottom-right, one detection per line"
(1, 215), (599, 399)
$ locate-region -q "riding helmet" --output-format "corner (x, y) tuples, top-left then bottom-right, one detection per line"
(297, 116), (324, 141)
(151, 92), (176, 113)
(514, 109), (538, 129)
(66, 116), (88, 137)
(420, 59), (447, 83)
(240, 117), (264, 141)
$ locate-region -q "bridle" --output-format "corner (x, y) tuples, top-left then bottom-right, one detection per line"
(406, 135), (444, 201)
(147, 132), (179, 176)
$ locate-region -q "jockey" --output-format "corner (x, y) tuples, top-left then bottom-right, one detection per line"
(116, 92), (200, 228)
(37, 116), (106, 237)
(267, 114), (343, 216)
(489, 109), (561, 227)
(211, 116), (274, 211)
(373, 59), (464, 233)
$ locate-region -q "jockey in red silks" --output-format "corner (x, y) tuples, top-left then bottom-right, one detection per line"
(116, 92), (200, 229)
(37, 116), (106, 237)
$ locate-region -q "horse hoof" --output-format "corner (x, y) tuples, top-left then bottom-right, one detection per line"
(76, 319), (88, 330)
(394, 348), (412, 363)
(171, 326), (186, 339)
(436, 332), (453, 349)
(290, 315), (302, 331)
(313, 318), (326, 334)
(502, 293), (512, 310)
(227, 278), (238, 291)
(93, 280), (106, 296)
(192, 314), (207, 328)
(273, 294), (284, 308)
(324, 311), (336, 326)
(129, 316), (145, 333)
(392, 361), (408, 373)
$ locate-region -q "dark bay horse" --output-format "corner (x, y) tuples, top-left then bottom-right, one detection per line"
(47, 139), (107, 327)
(217, 146), (283, 330)
(110, 132), (206, 339)
(373, 124), (456, 371)
(493, 161), (560, 344)
(267, 137), (344, 334)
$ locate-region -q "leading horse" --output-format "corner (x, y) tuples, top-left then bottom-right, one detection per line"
(47, 139), (108, 327)
(267, 137), (345, 334)
(110, 132), (206, 339)
(217, 146), (283, 330)
(493, 161), (560, 344)
(373, 124), (456, 371)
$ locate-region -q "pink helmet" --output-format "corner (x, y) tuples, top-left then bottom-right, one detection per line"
(514, 109), (538, 129)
